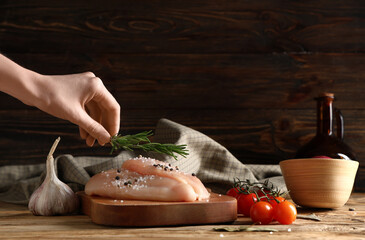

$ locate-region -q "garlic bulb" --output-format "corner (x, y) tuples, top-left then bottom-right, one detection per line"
(28, 137), (79, 215)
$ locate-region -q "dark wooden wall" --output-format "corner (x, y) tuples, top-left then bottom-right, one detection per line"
(0, 1), (364, 191)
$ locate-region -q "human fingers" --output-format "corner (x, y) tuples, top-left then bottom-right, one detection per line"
(86, 135), (96, 147)
(79, 127), (88, 140)
(73, 107), (110, 146)
(82, 71), (96, 78)
(79, 102), (91, 142)
(85, 101), (104, 146)
(93, 84), (120, 136)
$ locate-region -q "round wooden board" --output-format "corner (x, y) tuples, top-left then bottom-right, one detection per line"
(77, 191), (237, 227)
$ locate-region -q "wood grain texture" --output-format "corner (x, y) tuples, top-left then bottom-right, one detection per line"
(0, 0), (364, 54)
(280, 159), (359, 208)
(78, 192), (237, 226)
(0, 193), (364, 239)
(1, 53), (365, 110)
(0, 0), (364, 192)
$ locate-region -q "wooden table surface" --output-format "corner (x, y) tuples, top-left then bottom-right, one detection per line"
(1, 193), (364, 240)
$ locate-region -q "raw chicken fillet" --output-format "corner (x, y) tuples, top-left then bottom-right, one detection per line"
(85, 156), (210, 202)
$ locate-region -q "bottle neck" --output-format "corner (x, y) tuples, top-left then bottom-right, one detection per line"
(317, 96), (334, 136)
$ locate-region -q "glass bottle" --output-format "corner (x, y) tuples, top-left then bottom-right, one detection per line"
(295, 93), (356, 160)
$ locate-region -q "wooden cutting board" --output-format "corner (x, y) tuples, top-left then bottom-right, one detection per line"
(77, 191), (237, 227)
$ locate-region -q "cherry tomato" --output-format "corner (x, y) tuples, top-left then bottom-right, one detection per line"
(237, 193), (257, 216)
(257, 189), (270, 198)
(226, 187), (240, 198)
(250, 201), (274, 224)
(261, 196), (285, 220)
(274, 200), (297, 225)
(265, 196), (285, 208)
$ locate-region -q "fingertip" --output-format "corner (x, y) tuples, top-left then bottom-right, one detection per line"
(97, 134), (110, 146)
(86, 136), (95, 147)
(75, 110), (110, 146)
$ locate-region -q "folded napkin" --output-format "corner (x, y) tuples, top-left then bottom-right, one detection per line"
(0, 118), (285, 205)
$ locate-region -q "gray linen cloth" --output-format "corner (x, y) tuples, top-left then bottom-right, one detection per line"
(0, 118), (285, 205)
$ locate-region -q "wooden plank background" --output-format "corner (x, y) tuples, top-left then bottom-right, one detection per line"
(0, 0), (364, 191)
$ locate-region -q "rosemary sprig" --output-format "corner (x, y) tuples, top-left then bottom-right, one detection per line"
(110, 130), (189, 160)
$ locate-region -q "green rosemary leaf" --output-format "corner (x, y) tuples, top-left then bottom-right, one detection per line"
(110, 131), (189, 160)
(297, 213), (321, 221)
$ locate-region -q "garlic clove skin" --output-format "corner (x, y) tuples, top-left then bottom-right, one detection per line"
(28, 137), (80, 216)
(28, 175), (79, 216)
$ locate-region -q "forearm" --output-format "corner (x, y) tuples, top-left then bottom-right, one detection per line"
(0, 54), (119, 146)
(0, 54), (42, 107)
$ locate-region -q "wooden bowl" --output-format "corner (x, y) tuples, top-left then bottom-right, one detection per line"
(280, 158), (359, 208)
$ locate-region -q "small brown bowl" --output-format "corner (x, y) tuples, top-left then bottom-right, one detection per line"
(280, 158), (359, 208)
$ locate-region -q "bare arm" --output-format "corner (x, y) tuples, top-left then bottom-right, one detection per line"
(0, 54), (120, 146)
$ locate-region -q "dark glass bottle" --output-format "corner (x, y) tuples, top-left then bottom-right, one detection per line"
(295, 93), (356, 160)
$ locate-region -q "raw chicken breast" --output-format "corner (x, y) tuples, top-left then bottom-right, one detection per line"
(122, 156), (210, 200)
(85, 169), (197, 202)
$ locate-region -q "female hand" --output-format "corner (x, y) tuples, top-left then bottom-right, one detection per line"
(0, 54), (120, 146)
(35, 72), (120, 146)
